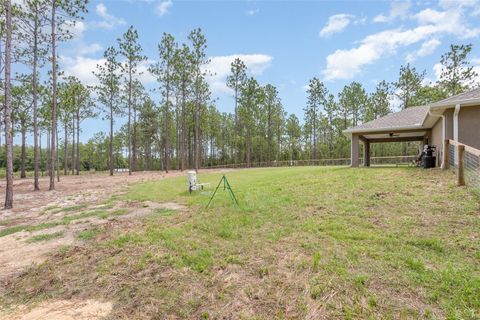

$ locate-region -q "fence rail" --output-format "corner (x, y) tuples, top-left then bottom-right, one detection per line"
(201, 155), (417, 169)
(447, 139), (480, 195)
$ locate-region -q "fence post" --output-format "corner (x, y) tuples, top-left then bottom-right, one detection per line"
(443, 139), (449, 170)
(457, 144), (465, 186)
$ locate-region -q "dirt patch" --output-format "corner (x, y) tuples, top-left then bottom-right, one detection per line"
(0, 170), (210, 285)
(0, 228), (75, 283)
(1, 299), (112, 320)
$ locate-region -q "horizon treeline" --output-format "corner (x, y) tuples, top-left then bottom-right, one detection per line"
(1, 0), (479, 208)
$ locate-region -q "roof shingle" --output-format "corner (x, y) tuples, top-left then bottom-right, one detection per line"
(344, 105), (429, 133)
(430, 87), (480, 108)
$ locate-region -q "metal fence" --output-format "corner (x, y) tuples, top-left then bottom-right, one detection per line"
(464, 147), (480, 194)
(447, 140), (480, 195)
(448, 143), (456, 170)
(202, 155), (417, 169)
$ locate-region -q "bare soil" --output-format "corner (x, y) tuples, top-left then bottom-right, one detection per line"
(0, 170), (214, 320)
(2, 299), (113, 320)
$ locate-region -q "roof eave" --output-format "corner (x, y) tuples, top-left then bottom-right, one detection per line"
(429, 98), (480, 109)
(343, 124), (425, 135)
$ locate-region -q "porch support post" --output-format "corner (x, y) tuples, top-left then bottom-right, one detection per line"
(442, 139), (449, 170)
(364, 140), (370, 167)
(351, 134), (359, 167)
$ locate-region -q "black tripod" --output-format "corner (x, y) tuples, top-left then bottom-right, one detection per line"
(206, 175), (239, 208)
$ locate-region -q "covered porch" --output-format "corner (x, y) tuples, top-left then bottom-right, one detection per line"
(350, 129), (430, 167)
(344, 105), (435, 167)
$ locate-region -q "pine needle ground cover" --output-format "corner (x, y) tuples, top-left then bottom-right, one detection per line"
(2, 167), (479, 319)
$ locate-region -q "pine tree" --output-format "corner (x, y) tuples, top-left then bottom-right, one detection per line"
(47, 0), (88, 190)
(93, 46), (121, 176)
(226, 58), (247, 163)
(304, 77), (327, 159)
(118, 26), (146, 175)
(395, 64), (425, 109)
(16, 0), (50, 190)
(188, 28), (210, 172)
(439, 44), (478, 96)
(149, 33), (177, 173)
(3, 0), (13, 208)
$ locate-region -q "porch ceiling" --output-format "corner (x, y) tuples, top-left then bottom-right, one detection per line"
(362, 130), (427, 140)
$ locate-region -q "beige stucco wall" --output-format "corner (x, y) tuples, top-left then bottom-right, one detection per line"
(427, 106), (477, 166)
(458, 105), (480, 150)
(431, 118), (442, 148)
(444, 108), (454, 140)
(430, 118), (443, 166)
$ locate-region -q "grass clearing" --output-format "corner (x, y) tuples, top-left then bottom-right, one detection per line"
(76, 228), (103, 240)
(1, 167), (479, 319)
(26, 231), (65, 243)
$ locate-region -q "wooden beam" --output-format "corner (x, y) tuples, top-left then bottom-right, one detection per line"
(368, 136), (425, 143)
(358, 135), (367, 143)
(354, 128), (429, 135)
(465, 144), (480, 157)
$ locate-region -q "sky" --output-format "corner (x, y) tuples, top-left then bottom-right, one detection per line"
(49, 0), (480, 141)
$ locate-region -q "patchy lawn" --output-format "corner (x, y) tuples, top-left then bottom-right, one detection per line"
(1, 167), (479, 319)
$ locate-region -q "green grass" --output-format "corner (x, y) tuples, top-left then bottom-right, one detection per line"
(26, 231), (64, 243)
(2, 167), (479, 319)
(76, 228), (102, 240)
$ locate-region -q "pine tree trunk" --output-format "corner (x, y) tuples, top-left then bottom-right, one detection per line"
(20, 125), (27, 179)
(76, 110), (80, 175)
(49, 1), (57, 190)
(128, 66), (132, 175)
(71, 117), (75, 175)
(47, 129), (50, 177)
(194, 103), (200, 172)
(4, 0), (14, 208)
(40, 131), (43, 176)
(165, 85), (170, 173)
(133, 105), (137, 172)
(180, 89), (186, 171)
(246, 126), (251, 168)
(109, 102), (114, 176)
(56, 124), (60, 182)
(64, 123), (68, 176)
(176, 106), (180, 170)
(32, 10), (40, 190)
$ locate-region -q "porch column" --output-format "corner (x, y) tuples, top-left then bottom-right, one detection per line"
(364, 141), (370, 167)
(351, 134), (360, 167)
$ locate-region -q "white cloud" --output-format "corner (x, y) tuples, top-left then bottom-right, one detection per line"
(322, 5), (480, 81)
(247, 8), (259, 16)
(94, 3), (126, 30)
(156, 0), (172, 16)
(405, 38), (441, 62)
(61, 56), (155, 86)
(61, 56), (105, 86)
(319, 14), (353, 38)
(439, 0), (478, 9)
(373, 1), (411, 23)
(77, 43), (103, 55)
(64, 20), (86, 39)
(204, 54), (273, 95)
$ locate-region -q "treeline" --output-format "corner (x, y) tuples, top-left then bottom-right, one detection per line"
(1, 0), (479, 209)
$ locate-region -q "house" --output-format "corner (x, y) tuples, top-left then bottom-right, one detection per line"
(344, 87), (480, 167)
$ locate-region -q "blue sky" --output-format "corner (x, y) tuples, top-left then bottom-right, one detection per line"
(56, 0), (480, 142)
